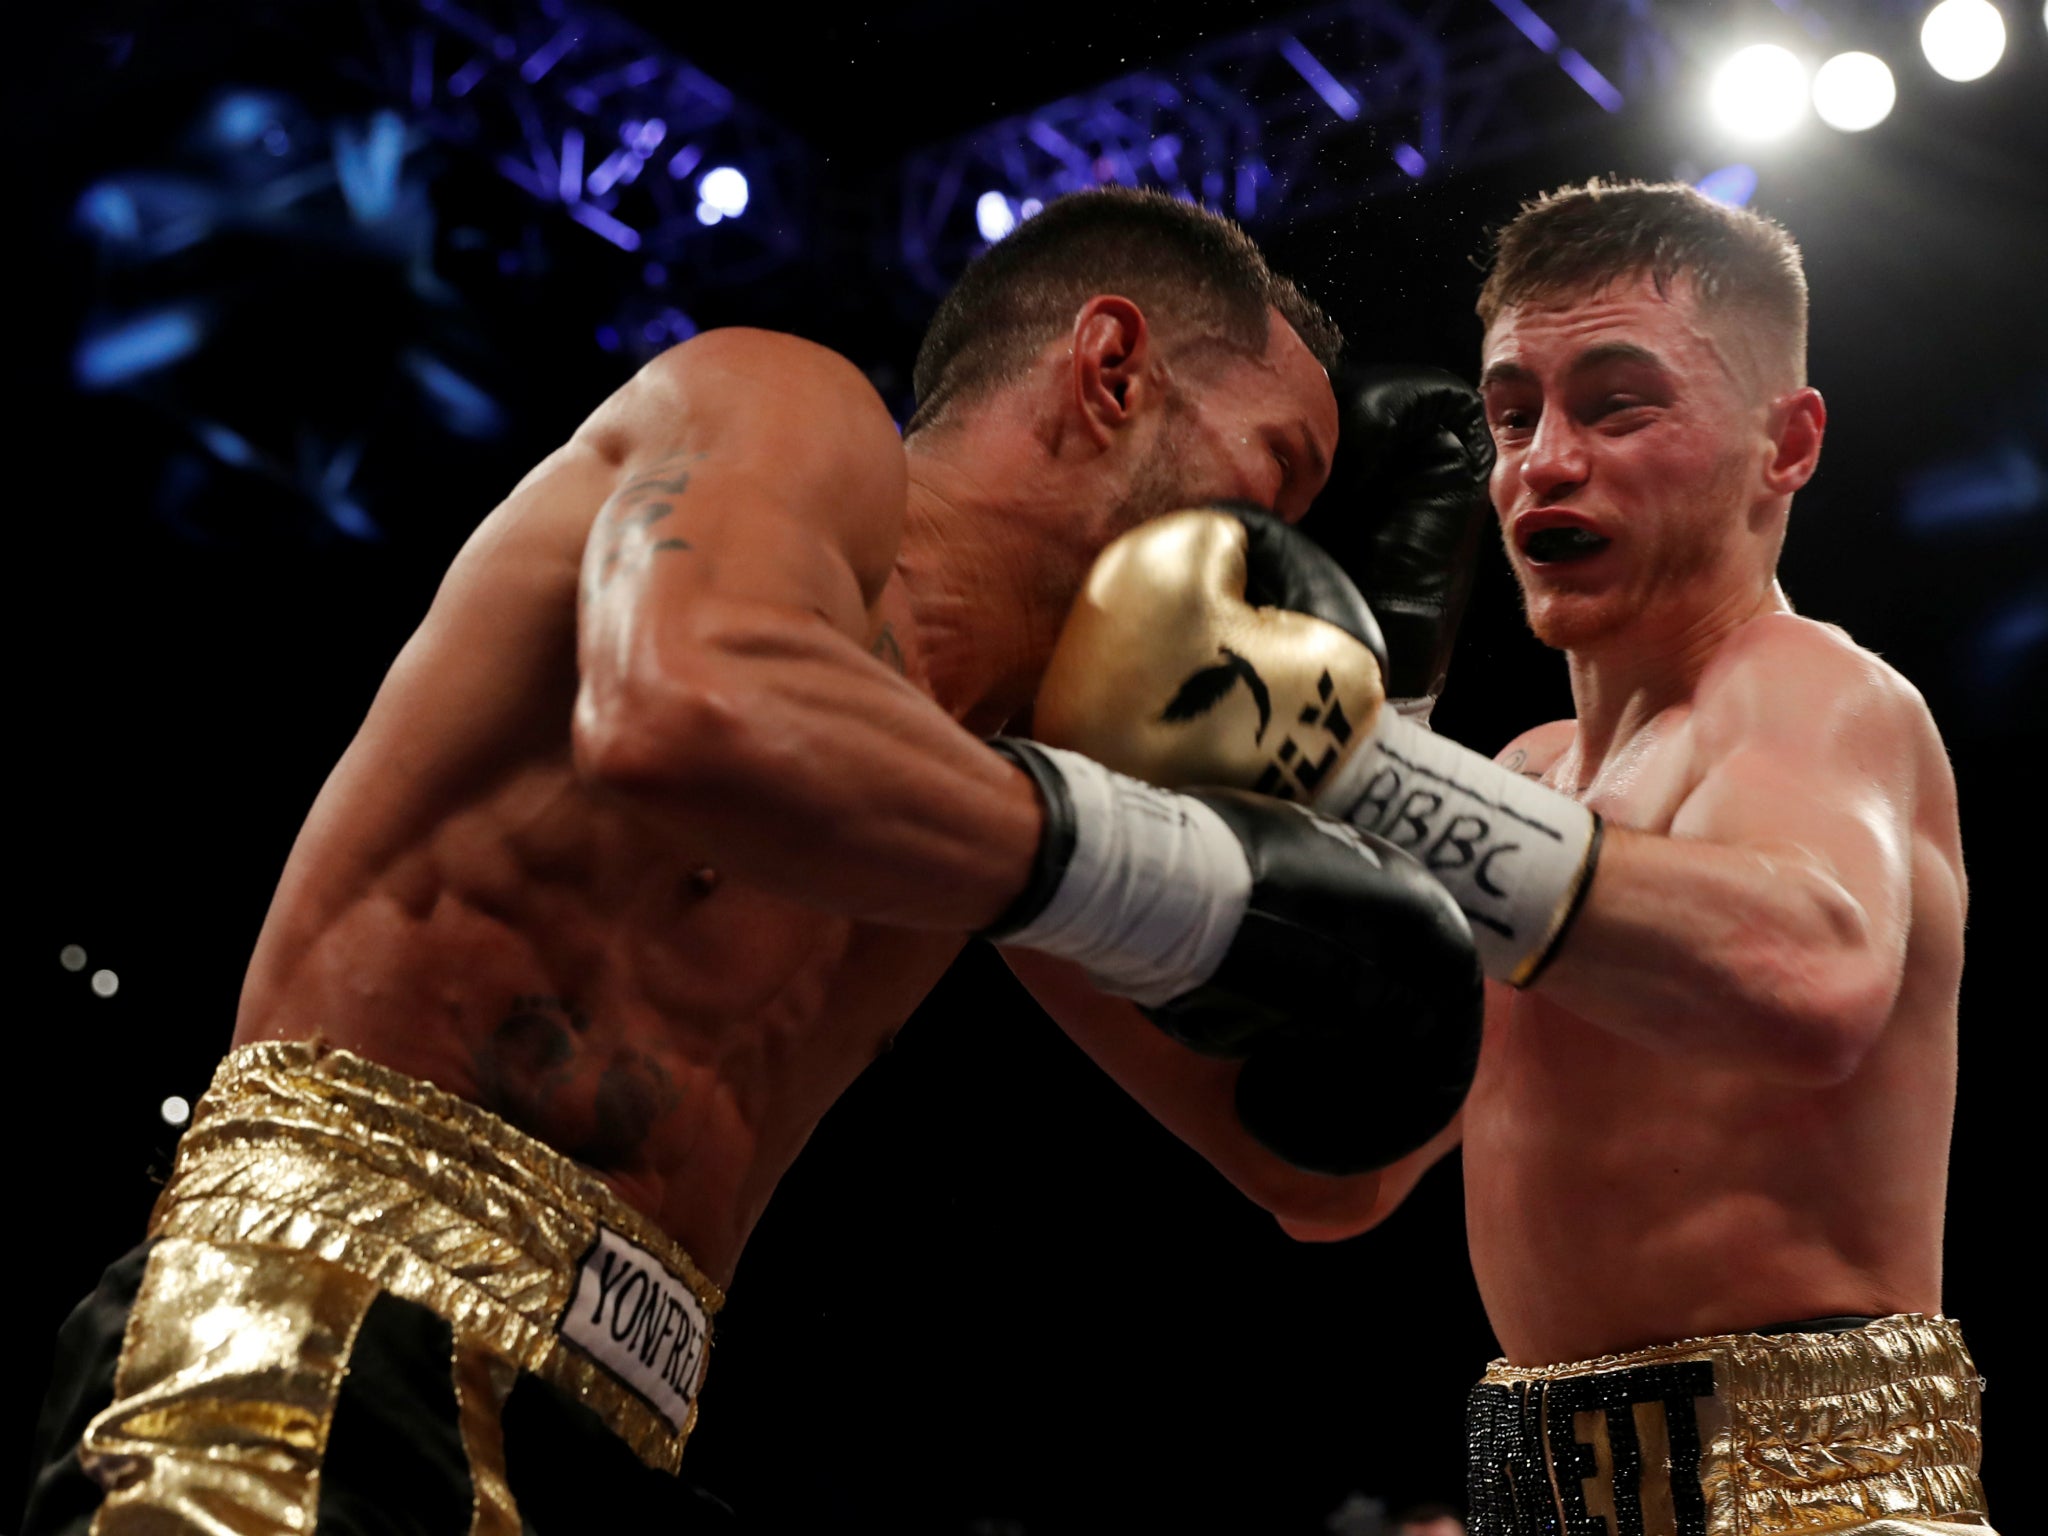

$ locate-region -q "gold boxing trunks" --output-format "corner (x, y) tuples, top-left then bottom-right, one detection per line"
(1465, 1316), (1994, 1536)
(70, 1041), (725, 1534)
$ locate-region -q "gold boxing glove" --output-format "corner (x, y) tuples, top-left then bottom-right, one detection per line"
(1035, 505), (1603, 988)
(1032, 503), (1389, 802)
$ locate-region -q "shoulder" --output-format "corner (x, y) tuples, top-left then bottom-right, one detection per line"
(1693, 612), (1941, 778)
(579, 328), (908, 593)
(580, 328), (903, 471)
(1495, 718), (1576, 779)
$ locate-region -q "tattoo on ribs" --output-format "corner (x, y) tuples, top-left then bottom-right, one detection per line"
(587, 451), (708, 593)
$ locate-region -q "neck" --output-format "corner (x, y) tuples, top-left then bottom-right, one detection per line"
(898, 435), (1091, 737)
(1560, 578), (1790, 786)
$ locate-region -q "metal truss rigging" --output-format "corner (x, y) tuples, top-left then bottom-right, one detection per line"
(340, 0), (811, 287)
(897, 0), (1674, 294)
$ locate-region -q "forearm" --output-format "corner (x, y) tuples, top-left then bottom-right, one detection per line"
(576, 606), (1037, 929)
(1533, 827), (1896, 1081)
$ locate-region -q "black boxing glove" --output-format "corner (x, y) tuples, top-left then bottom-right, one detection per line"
(985, 737), (1480, 1172)
(1301, 365), (1494, 725)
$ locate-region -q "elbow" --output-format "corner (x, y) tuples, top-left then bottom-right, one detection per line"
(572, 659), (753, 801)
(1251, 1168), (1400, 1243)
(1751, 949), (1898, 1088)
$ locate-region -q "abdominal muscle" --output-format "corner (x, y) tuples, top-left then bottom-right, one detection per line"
(1462, 991), (1942, 1366)
(234, 742), (966, 1292)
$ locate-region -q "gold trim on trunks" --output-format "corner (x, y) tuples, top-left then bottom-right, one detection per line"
(1472, 1315), (1993, 1535)
(95, 1040), (722, 1510)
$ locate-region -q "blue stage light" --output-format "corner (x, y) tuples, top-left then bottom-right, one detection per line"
(212, 91), (280, 149)
(695, 202), (723, 226)
(596, 325), (622, 352)
(1279, 35), (1360, 121)
(74, 308), (204, 389)
(196, 423), (258, 468)
(323, 496), (382, 541)
(1694, 163), (1759, 207)
(698, 166), (748, 218)
(1902, 442), (2044, 533)
(335, 109), (407, 225)
(78, 183), (141, 242)
(976, 192), (1018, 242)
(404, 351), (506, 439)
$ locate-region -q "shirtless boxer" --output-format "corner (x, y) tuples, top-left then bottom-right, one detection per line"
(23, 188), (1488, 1534)
(1022, 183), (1988, 1532)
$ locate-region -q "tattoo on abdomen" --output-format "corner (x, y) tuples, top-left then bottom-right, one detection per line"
(473, 996), (679, 1167)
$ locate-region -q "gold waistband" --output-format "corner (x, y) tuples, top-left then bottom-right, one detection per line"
(146, 1040), (724, 1472)
(1471, 1317), (1988, 1535)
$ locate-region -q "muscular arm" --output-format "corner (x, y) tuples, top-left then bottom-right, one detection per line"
(1005, 949), (1461, 1236)
(1535, 618), (1946, 1084)
(568, 328), (1038, 928)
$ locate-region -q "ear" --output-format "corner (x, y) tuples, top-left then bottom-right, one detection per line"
(1069, 296), (1154, 445)
(1762, 386), (1825, 495)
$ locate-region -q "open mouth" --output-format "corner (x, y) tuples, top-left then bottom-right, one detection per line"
(1524, 526), (1612, 565)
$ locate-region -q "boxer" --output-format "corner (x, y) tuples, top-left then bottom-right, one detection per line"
(23, 188), (1485, 1534)
(1025, 183), (1989, 1533)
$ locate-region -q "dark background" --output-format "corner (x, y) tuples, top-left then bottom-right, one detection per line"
(12, 1), (2044, 1531)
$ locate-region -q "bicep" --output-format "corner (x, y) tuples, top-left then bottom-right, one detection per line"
(1670, 650), (1920, 956)
(574, 331), (907, 670)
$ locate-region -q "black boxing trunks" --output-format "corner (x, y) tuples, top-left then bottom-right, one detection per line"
(21, 1042), (730, 1535)
(1465, 1314), (1995, 1536)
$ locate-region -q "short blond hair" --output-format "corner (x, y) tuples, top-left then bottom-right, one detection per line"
(1477, 179), (1808, 385)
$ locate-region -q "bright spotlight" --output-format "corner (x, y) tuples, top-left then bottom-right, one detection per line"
(1814, 52), (1898, 130)
(976, 191), (1017, 242)
(1709, 44), (1809, 141)
(1921, 0), (2006, 81)
(91, 968), (120, 998)
(697, 166), (749, 218)
(161, 1095), (192, 1127)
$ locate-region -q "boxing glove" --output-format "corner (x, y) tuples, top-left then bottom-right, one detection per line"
(1034, 505), (1600, 987)
(1300, 365), (1494, 725)
(985, 737), (1480, 1173)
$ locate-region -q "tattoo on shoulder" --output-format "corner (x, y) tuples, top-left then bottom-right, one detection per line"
(1500, 747), (1544, 780)
(870, 623), (906, 675)
(586, 450), (709, 595)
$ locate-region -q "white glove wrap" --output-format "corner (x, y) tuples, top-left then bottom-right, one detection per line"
(998, 745), (1253, 1007)
(1314, 713), (1599, 986)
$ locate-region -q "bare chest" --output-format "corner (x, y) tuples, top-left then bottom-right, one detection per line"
(1546, 710), (1700, 835)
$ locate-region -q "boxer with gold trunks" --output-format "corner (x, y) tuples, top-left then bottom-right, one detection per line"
(1020, 182), (1990, 1533)
(24, 188), (1495, 1533)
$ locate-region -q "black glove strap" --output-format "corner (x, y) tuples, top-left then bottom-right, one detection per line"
(980, 738), (1078, 939)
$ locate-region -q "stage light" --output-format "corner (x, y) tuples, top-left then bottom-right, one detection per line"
(1921, 0), (2006, 81)
(698, 166), (748, 218)
(695, 202), (723, 226)
(161, 1096), (192, 1127)
(1019, 198), (1043, 219)
(60, 945), (87, 972)
(976, 191), (1017, 242)
(1709, 45), (1809, 141)
(197, 422), (258, 468)
(91, 969), (120, 998)
(1694, 164), (1759, 207)
(1814, 52), (1897, 131)
(403, 351), (504, 439)
(74, 308), (205, 389)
